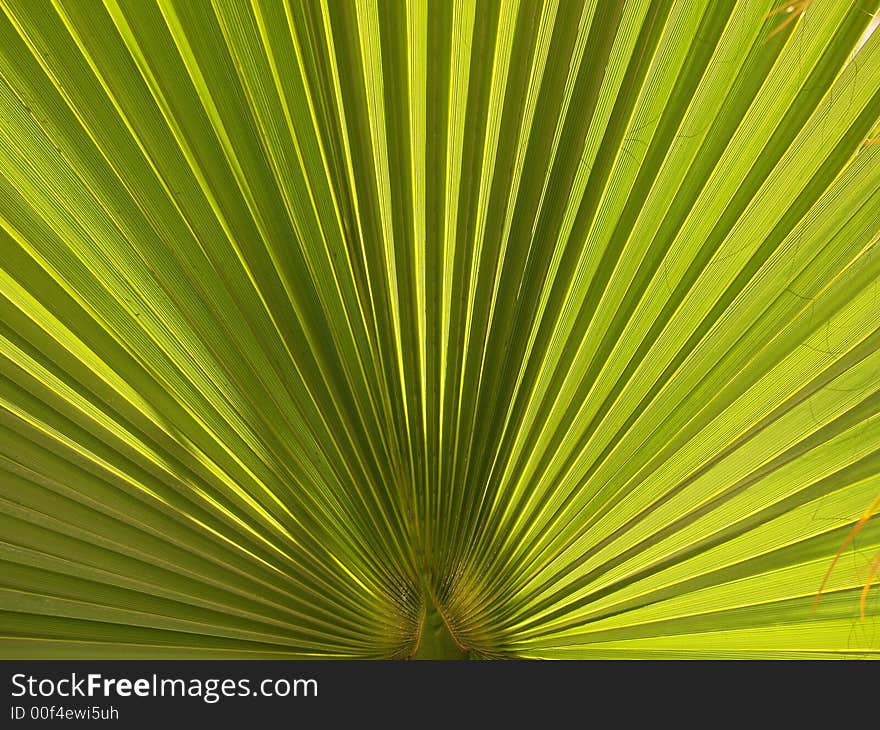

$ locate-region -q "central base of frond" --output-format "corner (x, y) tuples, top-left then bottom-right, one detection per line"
(410, 592), (468, 659)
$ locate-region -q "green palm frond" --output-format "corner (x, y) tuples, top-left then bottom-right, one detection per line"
(1, 0), (879, 659)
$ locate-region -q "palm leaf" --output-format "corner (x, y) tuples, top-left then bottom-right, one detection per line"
(1, 0), (879, 659)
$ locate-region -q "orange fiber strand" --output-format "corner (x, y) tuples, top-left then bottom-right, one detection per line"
(765, 1), (811, 41)
(859, 550), (880, 619)
(815, 493), (880, 611)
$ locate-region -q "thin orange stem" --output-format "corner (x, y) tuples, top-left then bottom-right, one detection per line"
(859, 550), (880, 620)
(764, 1), (811, 42)
(815, 514), (871, 609)
(816, 493), (880, 610)
(765, 0), (809, 18)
